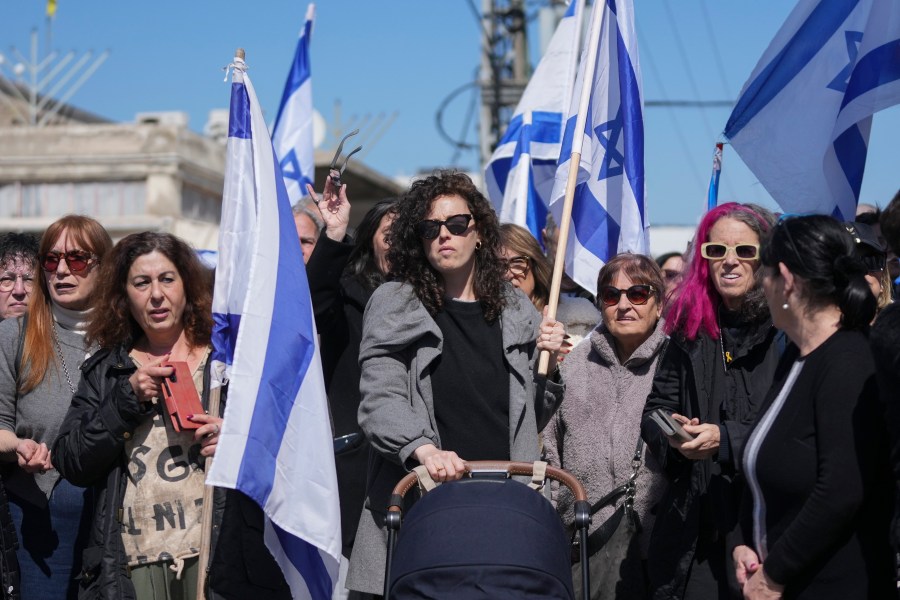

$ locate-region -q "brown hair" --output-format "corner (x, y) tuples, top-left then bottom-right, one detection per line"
(86, 232), (213, 350)
(20, 215), (113, 394)
(499, 223), (553, 311)
(596, 252), (666, 310)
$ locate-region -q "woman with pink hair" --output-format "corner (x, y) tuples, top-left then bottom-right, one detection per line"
(640, 203), (783, 600)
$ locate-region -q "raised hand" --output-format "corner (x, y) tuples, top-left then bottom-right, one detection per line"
(305, 170), (350, 242)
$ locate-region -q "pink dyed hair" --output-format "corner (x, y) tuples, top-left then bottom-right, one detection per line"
(664, 203), (771, 340)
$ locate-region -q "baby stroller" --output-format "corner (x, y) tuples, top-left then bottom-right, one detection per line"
(384, 461), (591, 600)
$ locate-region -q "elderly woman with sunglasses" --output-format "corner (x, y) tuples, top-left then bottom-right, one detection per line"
(499, 223), (600, 349)
(640, 203), (783, 600)
(543, 253), (669, 599)
(0, 215), (112, 599)
(346, 171), (567, 596)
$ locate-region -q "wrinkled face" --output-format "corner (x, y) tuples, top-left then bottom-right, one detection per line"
(600, 271), (661, 347)
(373, 213), (394, 276)
(706, 217), (761, 310)
(126, 251), (187, 340)
(500, 245), (535, 300)
(421, 195), (479, 280)
(294, 213), (318, 264)
(44, 228), (101, 311)
(660, 255), (685, 295)
(0, 257), (36, 319)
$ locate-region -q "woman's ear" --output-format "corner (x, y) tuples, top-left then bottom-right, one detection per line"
(778, 262), (797, 301)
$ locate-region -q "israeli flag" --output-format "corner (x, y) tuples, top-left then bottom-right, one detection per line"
(272, 3), (316, 205)
(484, 0), (584, 242)
(208, 55), (340, 599)
(724, 0), (900, 220)
(549, 0), (648, 293)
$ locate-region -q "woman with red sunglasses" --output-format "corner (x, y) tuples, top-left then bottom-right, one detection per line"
(0, 215), (112, 599)
(640, 203), (783, 600)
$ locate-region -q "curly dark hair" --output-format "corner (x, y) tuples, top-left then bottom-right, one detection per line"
(0, 232), (39, 268)
(87, 232), (213, 349)
(387, 171), (507, 321)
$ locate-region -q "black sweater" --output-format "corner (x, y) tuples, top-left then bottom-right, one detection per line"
(740, 329), (894, 599)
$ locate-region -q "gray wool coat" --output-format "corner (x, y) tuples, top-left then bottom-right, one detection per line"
(543, 318), (669, 559)
(346, 281), (565, 595)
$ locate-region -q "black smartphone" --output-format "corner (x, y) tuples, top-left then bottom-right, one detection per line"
(333, 432), (364, 455)
(649, 408), (694, 443)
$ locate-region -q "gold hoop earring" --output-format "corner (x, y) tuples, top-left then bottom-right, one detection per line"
(475, 241), (482, 250)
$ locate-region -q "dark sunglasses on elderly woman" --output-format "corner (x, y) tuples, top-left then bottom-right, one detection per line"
(40, 250), (97, 273)
(598, 284), (655, 307)
(417, 214), (473, 239)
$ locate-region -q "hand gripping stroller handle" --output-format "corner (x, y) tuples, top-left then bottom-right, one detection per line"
(386, 460), (588, 516)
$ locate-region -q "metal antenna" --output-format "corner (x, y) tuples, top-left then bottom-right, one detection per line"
(0, 28), (108, 126)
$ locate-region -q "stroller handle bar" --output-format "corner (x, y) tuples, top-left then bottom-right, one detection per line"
(387, 460), (588, 514)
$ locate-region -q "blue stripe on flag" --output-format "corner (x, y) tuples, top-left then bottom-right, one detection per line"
(229, 83), (252, 139)
(841, 39), (900, 109)
(572, 183), (621, 262)
(273, 17), (313, 133)
(235, 155), (316, 503)
(832, 123), (868, 203)
(616, 23), (645, 222)
(564, 0), (576, 18)
(499, 111), (564, 146)
(273, 522), (333, 598)
(211, 313), (241, 366)
(724, 1), (859, 139)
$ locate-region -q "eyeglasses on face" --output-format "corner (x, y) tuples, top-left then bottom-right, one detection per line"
(502, 255), (531, 277)
(0, 273), (34, 292)
(417, 214), (473, 239)
(598, 284), (655, 307)
(662, 269), (683, 282)
(700, 242), (760, 261)
(40, 250), (97, 274)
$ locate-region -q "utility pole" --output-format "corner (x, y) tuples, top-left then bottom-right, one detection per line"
(478, 0), (530, 167)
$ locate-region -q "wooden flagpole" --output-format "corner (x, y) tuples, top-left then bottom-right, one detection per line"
(538, 1), (606, 375)
(196, 385), (222, 600)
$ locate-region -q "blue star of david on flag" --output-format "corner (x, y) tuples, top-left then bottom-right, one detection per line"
(279, 148), (307, 185)
(594, 106), (625, 180)
(827, 30), (863, 92)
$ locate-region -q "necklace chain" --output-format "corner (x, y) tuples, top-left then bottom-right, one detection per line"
(52, 323), (78, 395)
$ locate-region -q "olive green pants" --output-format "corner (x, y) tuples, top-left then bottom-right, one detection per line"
(129, 556), (199, 600)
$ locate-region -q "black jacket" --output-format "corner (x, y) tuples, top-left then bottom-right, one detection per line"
(306, 233), (376, 557)
(870, 303), (900, 549)
(641, 315), (782, 599)
(52, 345), (288, 600)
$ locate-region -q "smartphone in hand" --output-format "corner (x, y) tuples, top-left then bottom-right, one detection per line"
(649, 408), (695, 443)
(160, 361), (204, 432)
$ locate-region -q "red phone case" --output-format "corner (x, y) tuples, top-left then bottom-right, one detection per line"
(160, 361), (204, 432)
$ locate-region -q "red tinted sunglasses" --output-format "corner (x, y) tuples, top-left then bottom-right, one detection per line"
(598, 284), (655, 307)
(40, 250), (97, 274)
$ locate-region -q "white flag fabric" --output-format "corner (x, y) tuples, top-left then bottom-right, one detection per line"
(548, 0), (648, 293)
(272, 3), (316, 205)
(724, 0), (900, 219)
(484, 0), (583, 242)
(208, 56), (340, 599)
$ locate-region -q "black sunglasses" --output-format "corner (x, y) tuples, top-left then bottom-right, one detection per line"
(417, 214), (473, 239)
(40, 250), (97, 274)
(598, 284), (655, 307)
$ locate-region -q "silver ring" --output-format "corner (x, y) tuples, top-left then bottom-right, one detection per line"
(213, 424), (220, 435)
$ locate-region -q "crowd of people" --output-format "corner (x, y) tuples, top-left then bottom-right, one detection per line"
(0, 172), (898, 600)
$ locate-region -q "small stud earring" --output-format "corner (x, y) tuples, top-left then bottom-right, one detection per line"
(781, 302), (789, 310)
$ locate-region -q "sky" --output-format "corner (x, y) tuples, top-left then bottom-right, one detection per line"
(2, 0), (898, 226)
